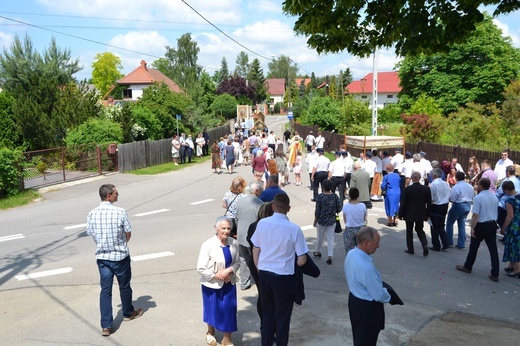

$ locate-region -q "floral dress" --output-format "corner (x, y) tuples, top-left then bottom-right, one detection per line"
(503, 195), (520, 262)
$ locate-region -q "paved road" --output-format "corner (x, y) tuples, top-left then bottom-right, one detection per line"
(1, 116), (519, 345)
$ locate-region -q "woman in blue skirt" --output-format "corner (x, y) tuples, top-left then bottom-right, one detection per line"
(381, 163), (402, 227)
(197, 216), (240, 346)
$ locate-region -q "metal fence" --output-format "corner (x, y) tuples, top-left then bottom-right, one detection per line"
(22, 143), (117, 189)
(294, 123), (519, 172)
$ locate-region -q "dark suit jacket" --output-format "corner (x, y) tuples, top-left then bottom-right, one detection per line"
(294, 253), (320, 305)
(398, 182), (432, 222)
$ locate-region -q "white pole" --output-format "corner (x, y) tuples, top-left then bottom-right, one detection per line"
(372, 49), (378, 136)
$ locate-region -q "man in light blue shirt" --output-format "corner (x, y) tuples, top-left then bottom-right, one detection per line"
(446, 171), (475, 249)
(456, 178), (500, 282)
(345, 227), (390, 345)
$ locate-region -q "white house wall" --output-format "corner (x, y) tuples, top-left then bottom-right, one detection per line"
(352, 93), (399, 108)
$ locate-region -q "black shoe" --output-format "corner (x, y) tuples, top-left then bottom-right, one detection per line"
(326, 258), (332, 265)
(428, 246), (441, 252)
(404, 249), (414, 255)
(504, 267), (515, 273)
(423, 247), (429, 257)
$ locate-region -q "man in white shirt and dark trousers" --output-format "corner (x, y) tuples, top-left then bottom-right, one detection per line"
(329, 151), (346, 201)
(252, 194), (309, 346)
(311, 148), (330, 202)
(429, 168), (451, 251)
(456, 178), (500, 282)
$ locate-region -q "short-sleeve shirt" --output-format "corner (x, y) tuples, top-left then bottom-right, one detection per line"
(342, 202), (367, 227)
(251, 213), (309, 275)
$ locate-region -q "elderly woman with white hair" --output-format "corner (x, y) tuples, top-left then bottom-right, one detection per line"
(197, 216), (240, 346)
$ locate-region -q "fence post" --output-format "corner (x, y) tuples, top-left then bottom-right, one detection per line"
(97, 146), (102, 175)
(61, 147), (66, 181)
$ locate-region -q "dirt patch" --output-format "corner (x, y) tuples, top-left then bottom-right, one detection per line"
(408, 311), (520, 346)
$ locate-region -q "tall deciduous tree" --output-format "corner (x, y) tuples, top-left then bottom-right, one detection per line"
(283, 0), (519, 57)
(247, 58), (267, 104)
(398, 15), (520, 114)
(0, 34), (84, 149)
(91, 52), (124, 97)
(163, 33), (201, 96)
(267, 55), (299, 86)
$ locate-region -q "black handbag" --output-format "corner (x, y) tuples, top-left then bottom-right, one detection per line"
(334, 214), (343, 233)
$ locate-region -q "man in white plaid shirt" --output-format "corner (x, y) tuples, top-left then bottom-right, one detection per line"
(87, 184), (143, 336)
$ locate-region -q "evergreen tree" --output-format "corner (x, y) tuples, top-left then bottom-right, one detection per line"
(234, 51), (249, 78)
(247, 58), (267, 104)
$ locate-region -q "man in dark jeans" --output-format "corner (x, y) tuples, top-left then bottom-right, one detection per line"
(429, 168), (450, 251)
(456, 178), (500, 282)
(86, 184), (143, 336)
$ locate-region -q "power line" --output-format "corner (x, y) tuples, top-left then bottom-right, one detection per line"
(181, 0), (272, 61)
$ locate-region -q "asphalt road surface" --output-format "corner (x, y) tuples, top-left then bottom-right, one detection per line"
(1, 116), (519, 345)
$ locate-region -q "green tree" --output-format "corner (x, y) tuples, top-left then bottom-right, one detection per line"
(234, 51), (249, 78)
(131, 82), (195, 139)
(247, 58), (267, 104)
(91, 52), (124, 97)
(210, 94), (238, 119)
(398, 15), (520, 114)
(213, 57), (230, 85)
(0, 92), (20, 149)
(163, 33), (201, 96)
(0, 34), (82, 149)
(283, 1), (518, 57)
(300, 97), (342, 131)
(267, 55), (299, 89)
(52, 82), (102, 138)
(198, 71), (217, 112)
(340, 96), (371, 135)
(500, 80), (520, 147)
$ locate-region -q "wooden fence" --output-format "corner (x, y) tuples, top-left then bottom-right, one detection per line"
(117, 123), (232, 172)
(294, 123), (519, 172)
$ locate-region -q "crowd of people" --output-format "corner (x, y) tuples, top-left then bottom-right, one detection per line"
(179, 126), (520, 345)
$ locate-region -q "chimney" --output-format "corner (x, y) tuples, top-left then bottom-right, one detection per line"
(140, 60), (147, 69)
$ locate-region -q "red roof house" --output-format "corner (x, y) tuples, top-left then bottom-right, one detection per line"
(346, 72), (401, 108)
(104, 60), (183, 103)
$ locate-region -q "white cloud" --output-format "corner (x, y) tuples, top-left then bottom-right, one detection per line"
(493, 18), (520, 46)
(0, 31), (14, 49)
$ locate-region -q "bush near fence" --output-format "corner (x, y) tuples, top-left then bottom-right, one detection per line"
(294, 123), (518, 173)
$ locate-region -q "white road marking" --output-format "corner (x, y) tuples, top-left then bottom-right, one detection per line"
(0, 234), (25, 242)
(371, 207), (385, 212)
(190, 199), (215, 205)
(132, 251), (175, 262)
(64, 223), (86, 230)
(301, 225), (314, 231)
(15, 267), (73, 281)
(368, 213), (379, 216)
(135, 209), (170, 217)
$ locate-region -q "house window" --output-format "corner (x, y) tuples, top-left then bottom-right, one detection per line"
(387, 94), (394, 99)
(361, 95), (368, 99)
(123, 89), (132, 99)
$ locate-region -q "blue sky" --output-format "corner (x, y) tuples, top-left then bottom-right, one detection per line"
(0, 0), (519, 82)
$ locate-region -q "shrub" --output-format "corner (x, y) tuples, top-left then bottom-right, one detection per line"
(0, 148), (24, 197)
(66, 118), (123, 146)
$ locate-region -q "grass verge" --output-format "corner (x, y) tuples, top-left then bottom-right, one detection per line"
(0, 189), (41, 210)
